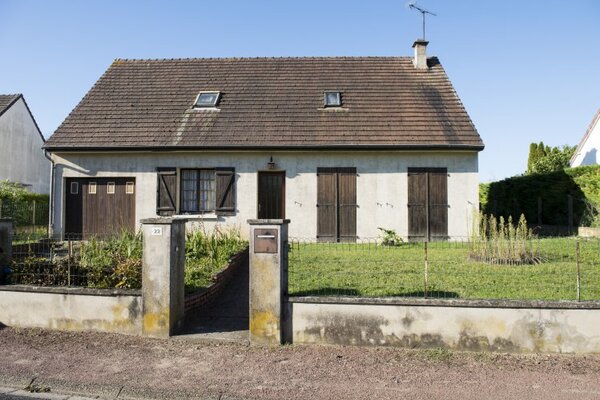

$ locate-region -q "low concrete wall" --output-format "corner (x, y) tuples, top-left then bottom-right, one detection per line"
(578, 227), (600, 238)
(0, 286), (142, 335)
(288, 297), (600, 354)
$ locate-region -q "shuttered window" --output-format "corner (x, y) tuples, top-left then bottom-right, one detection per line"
(156, 167), (236, 216)
(317, 167), (357, 242)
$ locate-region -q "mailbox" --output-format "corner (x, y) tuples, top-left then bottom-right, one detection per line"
(254, 229), (278, 254)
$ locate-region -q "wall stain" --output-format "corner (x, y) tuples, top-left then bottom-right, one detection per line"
(250, 311), (279, 343)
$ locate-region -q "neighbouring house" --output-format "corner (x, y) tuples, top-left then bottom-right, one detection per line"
(0, 94), (50, 194)
(43, 40), (484, 241)
(570, 109), (600, 168)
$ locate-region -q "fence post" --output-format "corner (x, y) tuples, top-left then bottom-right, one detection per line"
(576, 241), (581, 302)
(140, 218), (187, 338)
(0, 218), (13, 271)
(247, 219), (290, 345)
(32, 199), (36, 234)
(424, 241), (429, 298)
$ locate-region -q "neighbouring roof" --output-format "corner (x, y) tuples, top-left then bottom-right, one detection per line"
(0, 94), (21, 117)
(44, 57), (484, 151)
(571, 108), (600, 165)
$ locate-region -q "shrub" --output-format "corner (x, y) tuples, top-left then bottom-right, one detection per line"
(79, 231), (142, 289)
(377, 227), (403, 246)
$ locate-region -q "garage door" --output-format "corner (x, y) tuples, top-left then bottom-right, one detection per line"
(65, 178), (136, 238)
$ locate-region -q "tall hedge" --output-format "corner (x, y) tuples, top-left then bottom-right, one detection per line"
(480, 165), (600, 227)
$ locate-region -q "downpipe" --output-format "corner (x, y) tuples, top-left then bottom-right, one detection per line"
(43, 150), (55, 238)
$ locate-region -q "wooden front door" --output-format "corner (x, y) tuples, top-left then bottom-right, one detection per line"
(407, 168), (448, 241)
(317, 167), (357, 242)
(257, 171), (285, 219)
(65, 178), (136, 238)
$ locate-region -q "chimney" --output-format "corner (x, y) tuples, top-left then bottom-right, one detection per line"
(412, 40), (429, 69)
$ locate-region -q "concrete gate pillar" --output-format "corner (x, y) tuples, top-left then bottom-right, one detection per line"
(0, 218), (13, 270)
(247, 219), (289, 345)
(140, 218), (187, 338)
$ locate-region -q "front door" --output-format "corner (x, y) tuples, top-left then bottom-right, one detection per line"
(257, 171), (286, 219)
(407, 168), (448, 241)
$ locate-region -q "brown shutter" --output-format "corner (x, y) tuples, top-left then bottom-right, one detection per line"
(157, 168), (177, 216)
(216, 168), (236, 215)
(407, 169), (428, 241)
(337, 167), (357, 242)
(428, 169), (448, 240)
(317, 168), (337, 242)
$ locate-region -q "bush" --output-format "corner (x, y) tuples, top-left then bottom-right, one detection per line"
(480, 165), (600, 227)
(185, 226), (247, 291)
(0, 180), (49, 227)
(79, 231), (142, 289)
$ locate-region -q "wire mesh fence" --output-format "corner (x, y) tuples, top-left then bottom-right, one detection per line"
(4, 232), (142, 289)
(287, 237), (600, 301)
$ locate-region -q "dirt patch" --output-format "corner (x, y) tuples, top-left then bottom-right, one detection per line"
(1, 327), (600, 399)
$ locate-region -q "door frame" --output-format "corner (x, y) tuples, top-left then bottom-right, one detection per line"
(256, 170), (286, 219)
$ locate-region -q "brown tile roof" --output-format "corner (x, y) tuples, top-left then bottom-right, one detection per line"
(44, 57), (484, 151)
(0, 94), (21, 117)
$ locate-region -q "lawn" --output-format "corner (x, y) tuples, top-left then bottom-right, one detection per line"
(288, 237), (600, 301)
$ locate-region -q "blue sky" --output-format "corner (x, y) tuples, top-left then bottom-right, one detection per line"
(1, 0), (598, 182)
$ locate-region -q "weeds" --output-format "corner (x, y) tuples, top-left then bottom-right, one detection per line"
(470, 213), (541, 264)
(185, 226), (247, 291)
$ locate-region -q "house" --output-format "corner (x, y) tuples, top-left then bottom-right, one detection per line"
(43, 40), (484, 241)
(0, 94), (50, 194)
(570, 109), (600, 168)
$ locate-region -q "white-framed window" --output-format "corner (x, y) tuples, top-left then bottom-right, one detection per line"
(126, 181), (135, 194)
(194, 91), (221, 108)
(107, 182), (115, 194)
(88, 182), (97, 194)
(324, 91), (341, 107)
(180, 169), (216, 213)
(70, 181), (79, 195)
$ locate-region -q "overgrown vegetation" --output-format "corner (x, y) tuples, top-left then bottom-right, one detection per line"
(184, 227), (247, 291)
(79, 231), (143, 289)
(480, 165), (600, 227)
(470, 213), (541, 264)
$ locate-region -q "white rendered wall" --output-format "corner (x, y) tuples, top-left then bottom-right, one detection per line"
(0, 98), (50, 193)
(50, 151), (479, 239)
(571, 115), (600, 167)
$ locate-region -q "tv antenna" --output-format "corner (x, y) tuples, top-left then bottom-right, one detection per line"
(408, 2), (437, 40)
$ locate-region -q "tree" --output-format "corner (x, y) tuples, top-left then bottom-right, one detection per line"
(526, 144), (575, 174)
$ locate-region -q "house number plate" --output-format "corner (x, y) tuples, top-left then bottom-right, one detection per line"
(151, 227), (163, 236)
(254, 229), (278, 254)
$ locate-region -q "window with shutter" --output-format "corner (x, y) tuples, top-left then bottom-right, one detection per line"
(156, 168), (177, 216)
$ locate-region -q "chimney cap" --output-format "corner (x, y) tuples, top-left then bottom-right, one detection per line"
(412, 40), (429, 48)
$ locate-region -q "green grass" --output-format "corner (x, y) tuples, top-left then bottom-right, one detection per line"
(288, 238), (600, 301)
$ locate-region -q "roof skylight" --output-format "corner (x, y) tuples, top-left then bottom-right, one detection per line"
(194, 91), (221, 108)
(324, 91), (341, 107)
